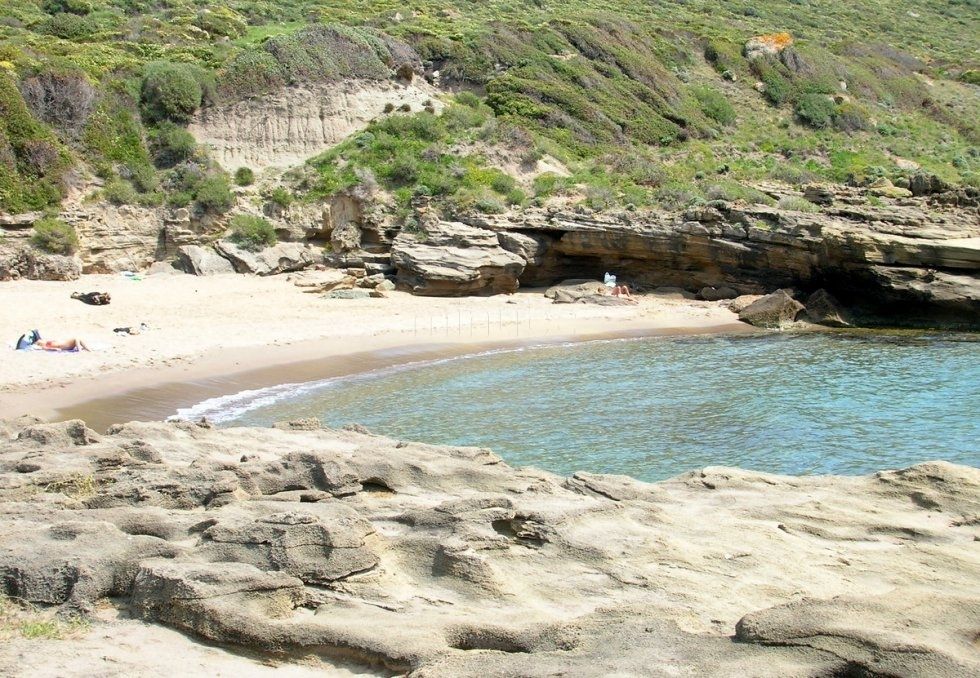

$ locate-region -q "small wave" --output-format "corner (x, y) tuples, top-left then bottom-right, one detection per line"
(170, 334), (664, 424)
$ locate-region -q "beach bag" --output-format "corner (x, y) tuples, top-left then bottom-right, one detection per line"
(16, 329), (40, 350)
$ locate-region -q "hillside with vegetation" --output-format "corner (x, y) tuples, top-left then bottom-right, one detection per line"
(0, 0), (977, 220)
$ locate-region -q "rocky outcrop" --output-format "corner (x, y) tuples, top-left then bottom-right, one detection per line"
(391, 217), (525, 295)
(19, 250), (82, 281)
(176, 245), (235, 276)
(804, 288), (852, 327)
(0, 418), (977, 676)
(467, 185), (980, 327)
(214, 240), (323, 276)
(738, 289), (804, 328)
(66, 204), (168, 273)
(189, 81), (444, 173)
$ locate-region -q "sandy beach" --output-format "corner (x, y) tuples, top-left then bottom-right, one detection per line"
(0, 271), (750, 427)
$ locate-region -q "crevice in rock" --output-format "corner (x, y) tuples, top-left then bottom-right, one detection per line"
(360, 478), (396, 495)
(446, 628), (533, 653)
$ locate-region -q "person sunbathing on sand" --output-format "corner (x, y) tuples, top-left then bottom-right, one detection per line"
(603, 272), (634, 300)
(35, 337), (89, 352)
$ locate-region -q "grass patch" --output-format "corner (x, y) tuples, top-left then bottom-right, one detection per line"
(0, 594), (90, 641)
(42, 472), (97, 499)
(229, 214), (276, 251)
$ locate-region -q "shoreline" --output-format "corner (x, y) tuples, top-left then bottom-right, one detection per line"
(36, 321), (757, 432)
(0, 272), (757, 429)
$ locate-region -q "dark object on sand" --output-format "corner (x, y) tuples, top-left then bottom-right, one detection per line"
(15, 330), (41, 350)
(71, 291), (111, 305)
(114, 323), (149, 336)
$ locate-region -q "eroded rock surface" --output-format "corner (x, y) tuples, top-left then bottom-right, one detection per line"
(468, 185), (980, 327)
(391, 217), (525, 296)
(189, 82), (444, 173)
(1, 418), (977, 676)
(215, 240), (323, 276)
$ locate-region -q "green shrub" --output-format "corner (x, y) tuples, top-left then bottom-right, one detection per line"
(455, 91), (482, 108)
(217, 51), (285, 101)
(0, 74), (68, 213)
(229, 214), (276, 251)
(43, 0), (93, 15)
(832, 101), (868, 132)
(268, 186), (292, 208)
(82, 94), (150, 169)
(151, 122), (196, 168)
(795, 93), (835, 128)
(141, 62), (209, 123)
(704, 181), (773, 205)
(194, 7), (246, 39)
(31, 217), (78, 254)
(40, 13), (97, 40)
(103, 177), (137, 204)
(505, 188), (526, 206)
(777, 195), (820, 213)
(475, 196), (506, 214)
(126, 162), (158, 193)
(195, 175), (235, 213)
(490, 172), (517, 195)
(585, 185), (616, 210)
(692, 86), (735, 125)
(234, 167), (255, 186)
(752, 59), (794, 106)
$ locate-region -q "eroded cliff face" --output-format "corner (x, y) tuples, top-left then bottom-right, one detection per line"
(0, 417), (977, 676)
(189, 81), (444, 173)
(460, 186), (980, 327)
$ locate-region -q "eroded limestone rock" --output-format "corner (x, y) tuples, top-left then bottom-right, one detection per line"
(0, 418), (977, 676)
(391, 218), (525, 296)
(738, 289), (804, 328)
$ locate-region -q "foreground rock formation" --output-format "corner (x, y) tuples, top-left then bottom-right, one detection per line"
(1, 417), (977, 676)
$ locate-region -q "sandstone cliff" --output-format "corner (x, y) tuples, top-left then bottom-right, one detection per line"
(459, 185), (980, 327)
(1, 417), (977, 676)
(189, 82), (444, 173)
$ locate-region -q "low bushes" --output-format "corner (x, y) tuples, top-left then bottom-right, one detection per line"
(31, 217), (78, 254)
(794, 93), (835, 128)
(229, 214), (276, 251)
(194, 174), (234, 213)
(777, 195), (820, 213)
(151, 122), (196, 168)
(692, 86), (735, 126)
(141, 62), (214, 123)
(234, 167), (255, 186)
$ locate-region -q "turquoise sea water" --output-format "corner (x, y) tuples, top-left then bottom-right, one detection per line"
(201, 332), (980, 482)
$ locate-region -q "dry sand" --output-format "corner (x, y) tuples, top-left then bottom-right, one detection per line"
(0, 271), (749, 426)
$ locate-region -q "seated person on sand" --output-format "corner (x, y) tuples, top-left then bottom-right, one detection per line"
(37, 337), (89, 352)
(603, 272), (634, 299)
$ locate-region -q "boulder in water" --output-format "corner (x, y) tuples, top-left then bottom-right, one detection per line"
(804, 289), (852, 327)
(738, 290), (804, 328)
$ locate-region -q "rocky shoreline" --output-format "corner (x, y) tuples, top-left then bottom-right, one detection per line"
(1, 417), (977, 676)
(2, 182), (978, 330)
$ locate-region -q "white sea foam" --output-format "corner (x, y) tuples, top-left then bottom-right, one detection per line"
(171, 335), (657, 424)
